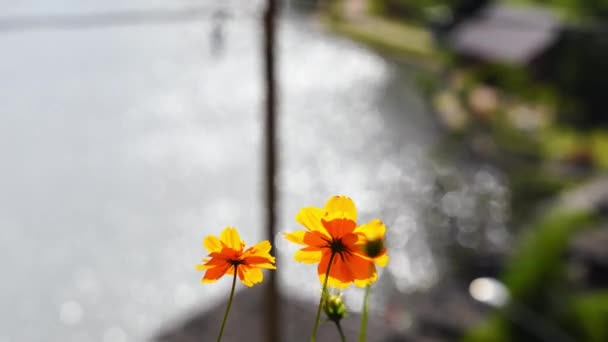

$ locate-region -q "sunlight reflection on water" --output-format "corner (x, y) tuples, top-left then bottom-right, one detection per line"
(0, 1), (511, 341)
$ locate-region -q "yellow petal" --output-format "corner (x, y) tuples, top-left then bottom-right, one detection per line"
(374, 253), (389, 267)
(238, 265), (264, 287)
(249, 240), (272, 254)
(253, 262), (276, 269)
(220, 227), (244, 251)
(243, 255), (276, 269)
(324, 196), (357, 222)
(295, 207), (329, 236)
(203, 235), (223, 253)
(353, 271), (378, 287)
(294, 248), (322, 264)
(319, 274), (352, 289)
(354, 219), (386, 240)
(283, 231), (306, 244)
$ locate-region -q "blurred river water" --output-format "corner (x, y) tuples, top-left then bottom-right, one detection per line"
(0, 1), (510, 341)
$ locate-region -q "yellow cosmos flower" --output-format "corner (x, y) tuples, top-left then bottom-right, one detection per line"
(358, 218), (388, 260)
(283, 195), (389, 288)
(196, 227), (276, 287)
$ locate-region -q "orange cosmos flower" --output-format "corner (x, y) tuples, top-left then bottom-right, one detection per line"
(284, 196), (389, 288)
(196, 227), (276, 287)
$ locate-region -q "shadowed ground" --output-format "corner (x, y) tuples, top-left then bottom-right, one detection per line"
(155, 284), (395, 342)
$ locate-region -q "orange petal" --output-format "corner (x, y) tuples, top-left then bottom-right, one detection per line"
(347, 253), (377, 287)
(209, 249), (239, 260)
(322, 218), (357, 239)
(324, 196), (357, 222)
(226, 264), (236, 276)
(296, 207), (329, 236)
(196, 257), (227, 270)
(202, 263), (231, 283)
(220, 227), (244, 251)
(354, 268), (377, 287)
(303, 231), (330, 248)
(354, 219), (386, 240)
(243, 255), (276, 269)
(332, 255), (354, 283)
(341, 232), (359, 246)
(317, 252), (352, 289)
(203, 235), (223, 253)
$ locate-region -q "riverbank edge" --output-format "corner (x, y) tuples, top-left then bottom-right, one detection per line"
(317, 8), (442, 72)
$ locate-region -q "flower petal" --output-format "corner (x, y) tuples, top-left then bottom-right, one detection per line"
(209, 249), (239, 260)
(237, 265), (264, 287)
(303, 231), (330, 247)
(226, 264), (236, 276)
(195, 257), (227, 270)
(322, 218), (357, 239)
(249, 240), (272, 254)
(354, 219), (386, 240)
(316, 248), (379, 288)
(201, 263), (231, 283)
(220, 227), (244, 251)
(373, 253), (389, 267)
(296, 207), (329, 236)
(353, 267), (377, 287)
(243, 240), (274, 260)
(317, 252), (352, 289)
(203, 235), (223, 253)
(283, 231), (306, 244)
(347, 253), (377, 287)
(324, 196), (357, 222)
(294, 247), (323, 264)
(243, 255), (276, 269)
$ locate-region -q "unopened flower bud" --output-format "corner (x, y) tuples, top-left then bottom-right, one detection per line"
(323, 293), (347, 323)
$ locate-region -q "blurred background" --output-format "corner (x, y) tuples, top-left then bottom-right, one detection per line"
(1, 0), (606, 341)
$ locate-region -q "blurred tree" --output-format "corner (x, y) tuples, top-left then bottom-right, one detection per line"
(544, 28), (608, 127)
(370, 0), (489, 23)
(522, 0), (608, 19)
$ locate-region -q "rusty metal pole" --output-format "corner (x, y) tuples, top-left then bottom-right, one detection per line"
(263, 1), (279, 342)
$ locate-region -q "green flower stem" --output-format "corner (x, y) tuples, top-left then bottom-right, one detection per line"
(311, 252), (337, 342)
(358, 285), (371, 342)
(216, 267), (238, 342)
(335, 321), (347, 342)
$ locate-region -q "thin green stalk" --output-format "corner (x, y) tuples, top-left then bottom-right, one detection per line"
(335, 321), (346, 342)
(358, 285), (371, 342)
(311, 252), (337, 342)
(216, 266), (238, 342)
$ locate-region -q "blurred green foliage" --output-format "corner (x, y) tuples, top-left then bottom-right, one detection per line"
(568, 291), (608, 342)
(501, 210), (596, 300)
(510, 0), (608, 20)
(372, 0), (608, 20)
(540, 128), (608, 169)
(370, 0), (488, 22)
(463, 209), (604, 342)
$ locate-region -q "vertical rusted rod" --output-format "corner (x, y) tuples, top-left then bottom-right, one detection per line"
(263, 1), (279, 342)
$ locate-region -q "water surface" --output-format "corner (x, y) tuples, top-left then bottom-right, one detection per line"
(0, 1), (469, 341)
